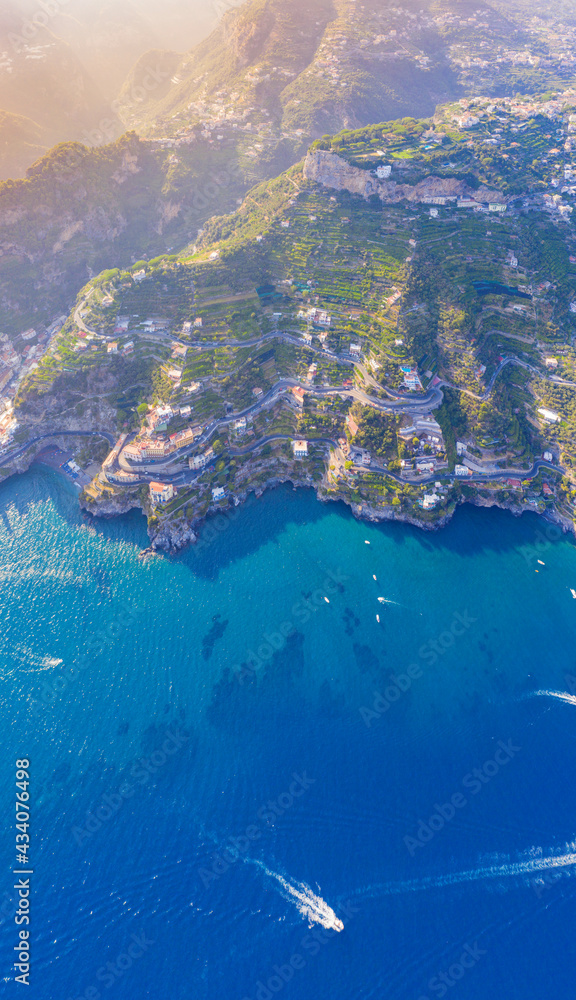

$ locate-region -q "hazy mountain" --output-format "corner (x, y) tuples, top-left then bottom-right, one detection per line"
(0, 110), (49, 178)
(0, 0), (222, 177)
(123, 0), (576, 142)
(4, 0), (576, 325)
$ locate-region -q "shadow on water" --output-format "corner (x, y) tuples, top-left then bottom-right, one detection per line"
(180, 485), (335, 580)
(371, 500), (575, 559)
(207, 630), (308, 731)
(4, 468), (573, 574)
(184, 486), (574, 583)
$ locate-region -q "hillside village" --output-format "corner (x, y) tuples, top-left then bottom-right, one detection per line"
(2, 93), (576, 546)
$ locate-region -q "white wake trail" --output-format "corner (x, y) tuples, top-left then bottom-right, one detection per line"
(248, 860), (344, 931)
(532, 689), (576, 707)
(353, 848), (576, 901)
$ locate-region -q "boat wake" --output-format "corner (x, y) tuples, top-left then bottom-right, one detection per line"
(351, 845), (576, 901)
(531, 689), (576, 707)
(248, 860), (344, 931)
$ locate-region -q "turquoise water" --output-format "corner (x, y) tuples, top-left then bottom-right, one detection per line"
(1, 466), (576, 998)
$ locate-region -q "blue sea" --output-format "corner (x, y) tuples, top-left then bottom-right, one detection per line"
(1, 465), (576, 999)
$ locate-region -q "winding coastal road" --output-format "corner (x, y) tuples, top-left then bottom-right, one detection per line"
(1, 312), (570, 497)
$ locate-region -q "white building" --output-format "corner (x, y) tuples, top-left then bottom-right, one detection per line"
(455, 464), (472, 477)
(189, 454), (206, 470)
(422, 493), (440, 509)
(234, 417), (247, 434)
(376, 165), (391, 179)
(538, 407), (560, 423)
(307, 308), (331, 328)
(149, 482), (174, 504)
(402, 370), (423, 391)
(293, 440), (308, 459)
(212, 486), (226, 501)
(350, 343), (361, 356)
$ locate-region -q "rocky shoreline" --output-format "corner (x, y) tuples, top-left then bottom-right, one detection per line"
(85, 474), (574, 553)
(2, 446), (572, 552)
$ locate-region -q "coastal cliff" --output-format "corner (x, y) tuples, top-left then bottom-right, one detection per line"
(303, 149), (506, 206)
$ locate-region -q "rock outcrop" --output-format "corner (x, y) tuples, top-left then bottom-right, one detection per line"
(150, 518), (197, 552)
(303, 149), (506, 206)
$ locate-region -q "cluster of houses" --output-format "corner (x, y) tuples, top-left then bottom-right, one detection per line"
(302, 308), (332, 329)
(124, 423), (203, 464)
(106, 339), (134, 357)
(0, 400), (17, 450)
(0, 329), (50, 391)
(398, 414), (445, 453)
(421, 195), (507, 213)
(189, 445), (215, 470)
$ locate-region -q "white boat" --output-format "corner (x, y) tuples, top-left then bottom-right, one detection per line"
(376, 614), (380, 623)
(377, 597), (386, 604)
(373, 574), (377, 581)
(324, 597), (330, 603)
(537, 560), (545, 566)
(365, 540), (370, 545)
(571, 589), (576, 599)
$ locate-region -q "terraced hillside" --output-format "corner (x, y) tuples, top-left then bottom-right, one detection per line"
(6, 0), (576, 343)
(8, 98), (576, 542)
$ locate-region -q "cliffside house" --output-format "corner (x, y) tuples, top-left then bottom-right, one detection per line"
(149, 482), (174, 505)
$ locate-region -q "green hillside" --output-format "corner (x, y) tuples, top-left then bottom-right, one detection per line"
(15, 98), (576, 533)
